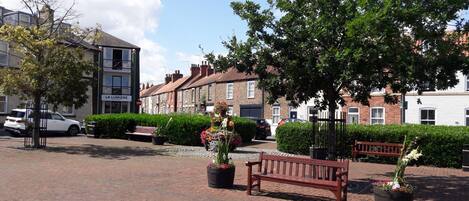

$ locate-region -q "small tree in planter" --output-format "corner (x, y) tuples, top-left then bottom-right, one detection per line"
(373, 136), (422, 201)
(152, 117), (172, 145)
(205, 102), (240, 188)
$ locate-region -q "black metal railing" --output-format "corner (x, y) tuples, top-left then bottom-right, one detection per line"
(311, 111), (347, 159)
(103, 59), (131, 71)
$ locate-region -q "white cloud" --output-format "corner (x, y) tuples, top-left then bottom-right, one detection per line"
(0, 0), (166, 84)
(176, 52), (204, 66)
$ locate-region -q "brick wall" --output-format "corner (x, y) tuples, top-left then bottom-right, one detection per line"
(342, 95), (401, 125)
(215, 80), (263, 116)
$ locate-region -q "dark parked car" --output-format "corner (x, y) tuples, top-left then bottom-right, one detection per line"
(254, 119), (271, 140)
(245, 117), (271, 140)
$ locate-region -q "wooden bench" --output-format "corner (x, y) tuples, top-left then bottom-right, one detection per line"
(125, 126), (156, 140)
(352, 140), (402, 161)
(246, 152), (349, 201)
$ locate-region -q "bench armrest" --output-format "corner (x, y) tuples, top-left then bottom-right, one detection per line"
(245, 161), (262, 167)
(336, 170), (348, 177)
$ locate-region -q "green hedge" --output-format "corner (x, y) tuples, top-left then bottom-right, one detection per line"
(276, 123), (469, 168)
(84, 113), (256, 146)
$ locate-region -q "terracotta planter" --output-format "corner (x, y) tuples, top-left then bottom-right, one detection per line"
(373, 185), (413, 201)
(152, 136), (165, 145)
(207, 166), (235, 188)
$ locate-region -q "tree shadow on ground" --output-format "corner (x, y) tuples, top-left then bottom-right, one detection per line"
(239, 140), (270, 147)
(373, 171), (469, 201)
(231, 184), (333, 201)
(42, 144), (170, 160)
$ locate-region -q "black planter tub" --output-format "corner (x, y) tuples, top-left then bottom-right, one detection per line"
(207, 166), (235, 188)
(152, 136), (165, 145)
(373, 185), (413, 201)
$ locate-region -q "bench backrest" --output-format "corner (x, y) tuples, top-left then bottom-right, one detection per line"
(134, 126), (157, 134)
(354, 141), (402, 155)
(258, 152), (349, 181)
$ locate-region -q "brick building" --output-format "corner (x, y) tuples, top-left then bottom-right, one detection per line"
(341, 89), (401, 125)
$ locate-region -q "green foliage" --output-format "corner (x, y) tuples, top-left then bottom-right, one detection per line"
(276, 123), (469, 168)
(276, 122), (313, 155)
(85, 113), (256, 145)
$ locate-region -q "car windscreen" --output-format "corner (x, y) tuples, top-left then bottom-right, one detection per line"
(10, 111), (26, 118)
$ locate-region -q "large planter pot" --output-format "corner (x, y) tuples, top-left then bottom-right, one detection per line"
(373, 185), (413, 201)
(310, 146), (328, 160)
(152, 136), (165, 145)
(207, 166), (235, 188)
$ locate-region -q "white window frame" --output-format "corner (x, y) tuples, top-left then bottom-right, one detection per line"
(347, 107), (360, 124)
(0, 95), (8, 114)
(466, 76), (469, 91)
(420, 108), (436, 125)
(207, 84), (212, 101)
(272, 106), (281, 125)
(226, 83), (234, 100)
(465, 108), (469, 126)
(0, 41), (9, 66)
(247, 81), (255, 98)
(370, 107), (385, 125)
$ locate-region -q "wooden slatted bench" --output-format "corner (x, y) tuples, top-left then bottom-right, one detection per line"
(125, 126), (157, 140)
(246, 152), (349, 201)
(352, 140), (403, 161)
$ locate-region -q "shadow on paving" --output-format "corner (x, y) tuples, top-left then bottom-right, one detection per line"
(231, 185), (333, 201)
(42, 144), (170, 160)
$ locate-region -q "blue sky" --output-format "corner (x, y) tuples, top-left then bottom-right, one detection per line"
(1, 0), (468, 84)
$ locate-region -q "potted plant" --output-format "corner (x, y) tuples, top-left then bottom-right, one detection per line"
(152, 117), (172, 145)
(205, 102), (238, 188)
(373, 136), (422, 201)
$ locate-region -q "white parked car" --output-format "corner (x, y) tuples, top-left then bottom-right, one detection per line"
(4, 109), (81, 136)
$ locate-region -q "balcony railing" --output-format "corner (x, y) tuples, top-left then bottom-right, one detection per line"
(102, 86), (131, 95)
(103, 59), (131, 72)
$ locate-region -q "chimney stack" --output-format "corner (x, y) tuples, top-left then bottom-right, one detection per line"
(190, 64), (201, 77)
(171, 70), (183, 82)
(165, 74), (172, 84)
(200, 61), (209, 77)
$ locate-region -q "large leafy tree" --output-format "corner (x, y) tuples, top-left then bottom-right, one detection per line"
(206, 0), (469, 159)
(0, 0), (98, 148)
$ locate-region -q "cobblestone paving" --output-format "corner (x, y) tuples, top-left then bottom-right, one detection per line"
(0, 136), (468, 201)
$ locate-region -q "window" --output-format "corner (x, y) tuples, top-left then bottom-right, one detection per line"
(272, 106), (280, 124)
(371, 88), (384, 93)
(51, 113), (63, 120)
(420, 109), (435, 125)
(112, 76), (122, 95)
(227, 106), (233, 116)
(226, 83), (234, 100)
(466, 109), (469, 126)
(307, 106), (318, 122)
(347, 107), (359, 124)
(19, 13), (31, 26)
(62, 105), (74, 116)
(207, 85), (212, 101)
(0, 96), (7, 114)
(191, 89), (195, 103)
(198, 87), (202, 102)
(103, 48), (131, 69)
(104, 101), (128, 114)
(247, 81), (255, 98)
(370, 107), (385, 125)
(0, 41), (8, 66)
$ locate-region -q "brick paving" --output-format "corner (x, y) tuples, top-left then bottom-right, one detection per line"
(0, 136), (468, 201)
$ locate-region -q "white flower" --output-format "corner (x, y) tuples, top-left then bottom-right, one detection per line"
(391, 182), (401, 190)
(404, 149), (423, 162)
(221, 118), (228, 128)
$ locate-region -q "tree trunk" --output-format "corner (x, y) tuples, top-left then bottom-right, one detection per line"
(327, 100), (337, 160)
(32, 95), (41, 148)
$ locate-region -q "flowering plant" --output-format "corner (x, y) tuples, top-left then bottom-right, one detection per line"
(375, 136), (422, 193)
(203, 102), (240, 169)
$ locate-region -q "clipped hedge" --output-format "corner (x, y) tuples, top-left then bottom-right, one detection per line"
(85, 113), (256, 146)
(276, 123), (469, 168)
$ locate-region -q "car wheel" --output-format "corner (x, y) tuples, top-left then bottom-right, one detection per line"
(68, 125), (80, 136)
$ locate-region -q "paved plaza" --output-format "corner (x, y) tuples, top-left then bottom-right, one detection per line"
(0, 135), (467, 201)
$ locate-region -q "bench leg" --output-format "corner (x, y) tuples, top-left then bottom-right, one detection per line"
(257, 177), (261, 192)
(343, 185), (347, 201)
(247, 168), (252, 195)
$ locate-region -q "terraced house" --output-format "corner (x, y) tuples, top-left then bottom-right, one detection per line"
(143, 63), (290, 134)
(0, 5), (140, 126)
